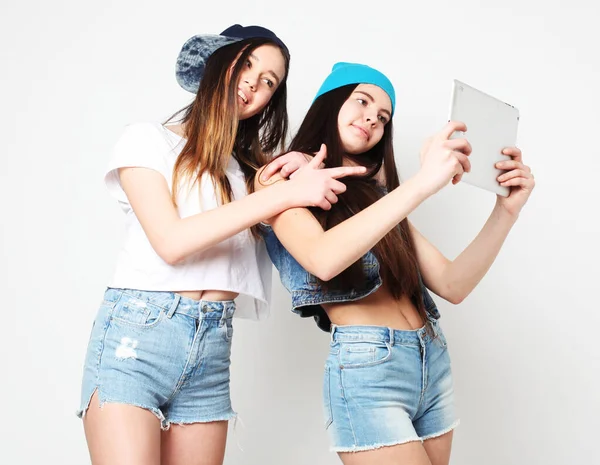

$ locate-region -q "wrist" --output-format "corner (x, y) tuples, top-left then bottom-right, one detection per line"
(493, 201), (519, 224)
(408, 171), (438, 199)
(271, 180), (296, 211)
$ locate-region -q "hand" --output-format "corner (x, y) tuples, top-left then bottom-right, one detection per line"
(495, 147), (535, 217)
(417, 121), (472, 195)
(284, 144), (366, 210)
(260, 151), (319, 184)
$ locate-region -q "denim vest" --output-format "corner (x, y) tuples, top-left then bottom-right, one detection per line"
(262, 225), (441, 332)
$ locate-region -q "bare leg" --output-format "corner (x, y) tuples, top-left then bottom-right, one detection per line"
(338, 440), (433, 465)
(423, 430), (454, 465)
(161, 421), (228, 465)
(83, 391), (161, 465)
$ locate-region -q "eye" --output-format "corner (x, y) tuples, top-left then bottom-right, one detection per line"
(262, 78), (274, 88)
(356, 98), (367, 106)
(246, 59), (252, 68)
(378, 115), (388, 124)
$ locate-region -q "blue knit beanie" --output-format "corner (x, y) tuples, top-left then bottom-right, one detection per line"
(314, 62), (395, 115)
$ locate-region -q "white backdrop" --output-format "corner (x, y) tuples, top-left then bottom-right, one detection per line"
(1, 1), (598, 464)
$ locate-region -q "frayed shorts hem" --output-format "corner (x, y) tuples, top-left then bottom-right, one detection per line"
(330, 419), (460, 453)
(76, 395), (169, 429)
(419, 419), (460, 441)
(165, 412), (238, 429)
(331, 437), (422, 453)
(76, 391), (236, 431)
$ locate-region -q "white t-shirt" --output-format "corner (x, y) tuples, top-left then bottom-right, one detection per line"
(104, 122), (272, 320)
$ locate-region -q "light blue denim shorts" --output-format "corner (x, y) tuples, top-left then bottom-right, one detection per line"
(324, 318), (459, 452)
(77, 288), (236, 429)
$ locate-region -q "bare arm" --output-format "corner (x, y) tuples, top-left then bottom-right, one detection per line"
(255, 122), (472, 281)
(265, 175), (433, 281)
(120, 148), (366, 265)
(409, 209), (517, 304)
(410, 147), (535, 304)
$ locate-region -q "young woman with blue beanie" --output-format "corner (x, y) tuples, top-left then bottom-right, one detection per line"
(256, 62), (534, 465)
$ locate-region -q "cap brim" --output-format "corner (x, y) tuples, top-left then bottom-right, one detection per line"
(176, 34), (241, 93)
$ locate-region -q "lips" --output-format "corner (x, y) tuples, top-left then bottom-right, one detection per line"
(351, 124), (370, 140)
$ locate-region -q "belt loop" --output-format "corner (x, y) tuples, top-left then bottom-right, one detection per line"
(219, 304), (227, 326)
(388, 327), (394, 346)
(166, 294), (181, 319)
(428, 317), (438, 340)
(330, 324), (337, 343)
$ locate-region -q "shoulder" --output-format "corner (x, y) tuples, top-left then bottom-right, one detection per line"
(117, 121), (168, 142)
(113, 121), (179, 156)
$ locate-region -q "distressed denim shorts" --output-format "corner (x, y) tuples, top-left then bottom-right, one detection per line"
(323, 319), (459, 452)
(77, 288), (236, 429)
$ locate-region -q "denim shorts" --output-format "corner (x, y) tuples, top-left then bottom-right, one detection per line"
(323, 319), (459, 452)
(77, 288), (236, 429)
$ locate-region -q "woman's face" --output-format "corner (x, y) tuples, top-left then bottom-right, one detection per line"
(234, 44), (286, 120)
(337, 84), (392, 154)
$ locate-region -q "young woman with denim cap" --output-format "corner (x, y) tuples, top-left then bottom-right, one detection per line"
(77, 26), (364, 465)
(256, 62), (535, 465)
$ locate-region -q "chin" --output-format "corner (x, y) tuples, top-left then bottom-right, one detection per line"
(238, 109), (252, 120)
(343, 143), (367, 155)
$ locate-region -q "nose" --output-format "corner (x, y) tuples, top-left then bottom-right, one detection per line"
(243, 71), (258, 91)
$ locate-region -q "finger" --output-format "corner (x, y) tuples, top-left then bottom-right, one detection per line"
(501, 147), (523, 162)
(325, 191), (338, 205)
(452, 173), (462, 185)
(500, 176), (531, 188)
(330, 180), (348, 194)
(280, 161), (300, 179)
(455, 152), (471, 174)
(317, 198), (332, 211)
(326, 165), (367, 179)
(495, 160), (527, 172)
(309, 144), (327, 168)
(261, 157), (287, 181)
(446, 138), (472, 156)
(439, 121), (467, 140)
(498, 169), (530, 183)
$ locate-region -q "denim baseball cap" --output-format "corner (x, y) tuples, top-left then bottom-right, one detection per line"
(314, 62), (395, 115)
(176, 24), (289, 93)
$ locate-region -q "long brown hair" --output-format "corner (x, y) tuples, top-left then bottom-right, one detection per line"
(287, 84), (426, 315)
(169, 37), (290, 206)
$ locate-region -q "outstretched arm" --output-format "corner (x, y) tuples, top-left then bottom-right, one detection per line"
(410, 147), (535, 304)
(256, 122), (472, 281)
(121, 149), (366, 265)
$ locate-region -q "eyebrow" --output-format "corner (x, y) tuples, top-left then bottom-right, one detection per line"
(354, 90), (392, 118)
(249, 53), (281, 86)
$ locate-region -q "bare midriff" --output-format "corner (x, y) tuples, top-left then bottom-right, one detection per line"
(323, 286), (424, 331)
(174, 290), (239, 302)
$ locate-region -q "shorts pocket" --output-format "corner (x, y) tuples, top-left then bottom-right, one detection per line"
(339, 340), (392, 369)
(110, 296), (165, 328)
(323, 365), (333, 429)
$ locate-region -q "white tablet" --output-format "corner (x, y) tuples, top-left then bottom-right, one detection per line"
(448, 79), (520, 197)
